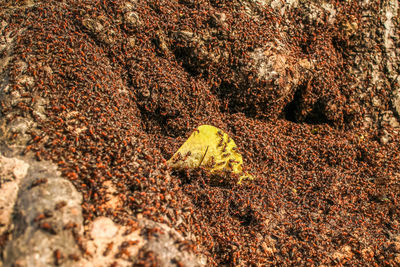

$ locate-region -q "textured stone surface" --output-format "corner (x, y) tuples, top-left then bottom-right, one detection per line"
(0, 13), (42, 147)
(136, 219), (207, 267)
(76, 216), (144, 267)
(343, 0), (400, 142)
(0, 156), (29, 236)
(67, 216), (205, 267)
(2, 156), (83, 267)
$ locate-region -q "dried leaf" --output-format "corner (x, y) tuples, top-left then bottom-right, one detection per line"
(168, 125), (253, 184)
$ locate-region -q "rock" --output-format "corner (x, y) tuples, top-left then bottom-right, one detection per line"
(394, 91), (400, 118)
(395, 254), (400, 264)
(383, 0), (400, 117)
(81, 15), (119, 47)
(3, 156), (83, 267)
(361, 248), (374, 261)
(241, 41), (310, 117)
(154, 30), (170, 56)
(297, 1), (337, 26)
(74, 217), (206, 267)
(77, 217), (144, 267)
(171, 30), (214, 74)
(82, 17), (104, 34)
(0, 25), (40, 146)
(126, 36), (136, 49)
(7, 117), (32, 136)
(124, 12), (141, 28)
(331, 245), (354, 262)
(99, 29), (117, 46)
(31, 97), (48, 120)
(136, 219), (206, 267)
(267, 0), (299, 14)
(0, 156), (29, 236)
(209, 12), (227, 28)
(98, 180), (123, 212)
(393, 239), (400, 253)
(260, 236), (277, 257)
(342, 0), (400, 137)
(0, 20), (16, 74)
(90, 217), (119, 239)
(121, 1), (141, 30)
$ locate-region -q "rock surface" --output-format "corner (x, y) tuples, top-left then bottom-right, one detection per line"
(0, 156), (29, 237)
(2, 153), (83, 267)
(136, 218), (206, 267)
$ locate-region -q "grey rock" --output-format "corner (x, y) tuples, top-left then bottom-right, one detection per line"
(344, 0), (400, 138)
(76, 216), (144, 267)
(154, 30), (170, 56)
(381, 0), (400, 134)
(31, 97), (48, 121)
(121, 1), (141, 30)
(2, 155), (83, 267)
(137, 219), (207, 267)
(393, 91), (400, 118)
(82, 17), (104, 34)
(209, 12), (227, 28)
(0, 27), (35, 146)
(171, 30), (215, 74)
(0, 155), (29, 236)
(7, 117), (32, 136)
(243, 42), (311, 112)
(124, 12), (141, 28)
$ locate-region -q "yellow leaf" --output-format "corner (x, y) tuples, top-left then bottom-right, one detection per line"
(167, 125), (253, 184)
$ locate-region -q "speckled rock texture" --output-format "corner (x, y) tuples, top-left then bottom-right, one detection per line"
(0, 0), (399, 266)
(136, 218), (207, 267)
(0, 155), (29, 238)
(77, 216), (205, 267)
(1, 153), (83, 267)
